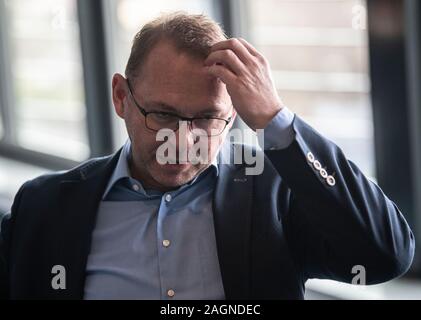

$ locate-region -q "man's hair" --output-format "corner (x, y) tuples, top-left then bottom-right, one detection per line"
(125, 11), (227, 81)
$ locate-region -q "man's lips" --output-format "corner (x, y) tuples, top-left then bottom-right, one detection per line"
(161, 162), (191, 169)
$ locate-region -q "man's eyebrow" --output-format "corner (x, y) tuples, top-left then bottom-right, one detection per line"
(145, 101), (225, 116)
(199, 108), (225, 117)
(143, 101), (180, 114)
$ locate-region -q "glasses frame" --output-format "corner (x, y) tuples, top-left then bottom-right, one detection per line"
(126, 79), (232, 136)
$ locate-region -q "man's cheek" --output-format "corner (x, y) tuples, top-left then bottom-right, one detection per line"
(134, 139), (160, 165)
(208, 136), (222, 160)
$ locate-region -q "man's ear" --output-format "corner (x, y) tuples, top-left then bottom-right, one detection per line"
(112, 73), (128, 119)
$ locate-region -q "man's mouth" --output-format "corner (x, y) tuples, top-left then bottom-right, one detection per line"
(160, 163), (191, 173)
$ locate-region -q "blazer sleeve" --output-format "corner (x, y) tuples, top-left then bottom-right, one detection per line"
(0, 182), (27, 299)
(265, 115), (415, 284)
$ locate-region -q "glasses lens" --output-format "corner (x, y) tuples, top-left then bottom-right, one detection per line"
(192, 119), (226, 136)
(146, 113), (180, 131)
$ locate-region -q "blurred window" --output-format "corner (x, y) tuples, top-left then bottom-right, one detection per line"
(0, 112), (3, 138)
(5, 0), (88, 161)
(247, 0), (374, 176)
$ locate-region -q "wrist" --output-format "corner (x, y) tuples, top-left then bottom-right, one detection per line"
(251, 104), (284, 130)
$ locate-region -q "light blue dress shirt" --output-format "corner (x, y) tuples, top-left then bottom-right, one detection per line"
(84, 107), (295, 300)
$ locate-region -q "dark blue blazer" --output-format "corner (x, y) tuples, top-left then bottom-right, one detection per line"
(0, 116), (415, 299)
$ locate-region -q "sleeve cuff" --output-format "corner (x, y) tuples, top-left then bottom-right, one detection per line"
(259, 106), (296, 150)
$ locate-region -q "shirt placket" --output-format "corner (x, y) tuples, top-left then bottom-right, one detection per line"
(157, 191), (176, 299)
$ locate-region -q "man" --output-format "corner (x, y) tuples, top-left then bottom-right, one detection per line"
(0, 12), (415, 300)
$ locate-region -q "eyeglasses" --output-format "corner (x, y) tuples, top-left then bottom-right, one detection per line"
(126, 80), (232, 137)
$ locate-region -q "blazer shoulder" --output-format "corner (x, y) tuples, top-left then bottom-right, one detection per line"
(21, 154), (116, 193)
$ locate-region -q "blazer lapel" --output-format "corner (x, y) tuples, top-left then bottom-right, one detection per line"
(51, 150), (121, 299)
(213, 143), (254, 299)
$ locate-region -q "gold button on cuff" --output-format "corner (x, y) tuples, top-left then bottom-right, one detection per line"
(162, 239), (171, 248)
(313, 160), (322, 171)
(320, 169), (328, 179)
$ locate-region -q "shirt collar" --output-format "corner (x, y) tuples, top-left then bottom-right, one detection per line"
(102, 138), (219, 200)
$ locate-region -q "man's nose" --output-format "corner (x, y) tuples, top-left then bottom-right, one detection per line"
(175, 121), (198, 159)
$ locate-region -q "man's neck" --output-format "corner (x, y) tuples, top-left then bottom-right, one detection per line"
(128, 160), (176, 193)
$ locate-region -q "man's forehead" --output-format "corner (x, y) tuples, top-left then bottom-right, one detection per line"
(147, 38), (205, 61)
(141, 40), (202, 71)
(135, 40), (231, 113)
(141, 59), (213, 87)
(139, 64), (229, 105)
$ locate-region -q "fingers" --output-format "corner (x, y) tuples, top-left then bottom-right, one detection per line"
(205, 37), (264, 85)
(236, 38), (261, 57)
(204, 49), (246, 76)
(206, 64), (236, 86)
(210, 38), (255, 65)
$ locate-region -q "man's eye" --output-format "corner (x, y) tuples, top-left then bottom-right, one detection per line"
(155, 113), (173, 119)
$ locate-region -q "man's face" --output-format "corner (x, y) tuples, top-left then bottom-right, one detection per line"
(113, 40), (235, 191)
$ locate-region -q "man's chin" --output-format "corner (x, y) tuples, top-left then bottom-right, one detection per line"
(151, 163), (199, 188)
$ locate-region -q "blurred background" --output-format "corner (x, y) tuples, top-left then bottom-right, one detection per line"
(0, 0), (420, 299)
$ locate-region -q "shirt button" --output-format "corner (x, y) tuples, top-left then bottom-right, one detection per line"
(165, 194), (172, 202)
(167, 289), (175, 298)
(132, 184), (140, 192)
(162, 239), (171, 248)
